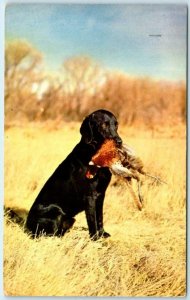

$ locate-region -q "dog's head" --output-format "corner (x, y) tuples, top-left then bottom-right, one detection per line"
(80, 109), (122, 147)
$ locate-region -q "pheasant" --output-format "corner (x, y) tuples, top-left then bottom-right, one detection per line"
(88, 139), (144, 210)
(87, 139), (166, 211)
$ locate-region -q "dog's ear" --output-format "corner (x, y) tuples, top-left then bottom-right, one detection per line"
(80, 116), (94, 144)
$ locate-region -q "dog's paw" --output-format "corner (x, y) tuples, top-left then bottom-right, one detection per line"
(102, 231), (111, 238)
(90, 233), (100, 241)
(99, 230), (111, 239)
(90, 230), (111, 241)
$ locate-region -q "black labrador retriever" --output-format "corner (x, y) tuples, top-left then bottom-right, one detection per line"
(25, 109), (122, 240)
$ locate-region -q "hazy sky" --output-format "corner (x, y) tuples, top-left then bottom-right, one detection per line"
(5, 4), (187, 81)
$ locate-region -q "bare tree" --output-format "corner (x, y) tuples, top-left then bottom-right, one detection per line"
(62, 56), (107, 119)
(5, 40), (44, 122)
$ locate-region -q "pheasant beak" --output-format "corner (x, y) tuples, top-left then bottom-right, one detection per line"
(115, 137), (122, 148)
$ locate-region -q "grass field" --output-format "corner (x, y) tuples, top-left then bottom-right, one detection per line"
(4, 122), (186, 296)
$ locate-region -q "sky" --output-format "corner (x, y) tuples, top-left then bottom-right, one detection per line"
(5, 3), (187, 82)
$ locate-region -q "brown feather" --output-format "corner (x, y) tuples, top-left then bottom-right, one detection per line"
(91, 139), (120, 167)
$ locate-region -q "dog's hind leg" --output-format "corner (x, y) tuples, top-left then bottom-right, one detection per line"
(60, 216), (76, 236)
(26, 204), (75, 237)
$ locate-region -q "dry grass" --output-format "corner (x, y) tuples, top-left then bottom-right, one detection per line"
(4, 123), (186, 296)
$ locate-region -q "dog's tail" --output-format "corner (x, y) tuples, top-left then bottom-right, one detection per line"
(4, 206), (28, 226)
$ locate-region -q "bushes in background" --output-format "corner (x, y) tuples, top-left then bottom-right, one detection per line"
(5, 40), (186, 128)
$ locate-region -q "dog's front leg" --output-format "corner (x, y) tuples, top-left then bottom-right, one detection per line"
(85, 197), (99, 240)
(96, 194), (111, 238)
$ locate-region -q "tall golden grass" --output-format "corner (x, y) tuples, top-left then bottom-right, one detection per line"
(4, 123), (186, 296)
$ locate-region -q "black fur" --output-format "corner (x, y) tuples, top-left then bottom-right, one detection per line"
(25, 110), (122, 240)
